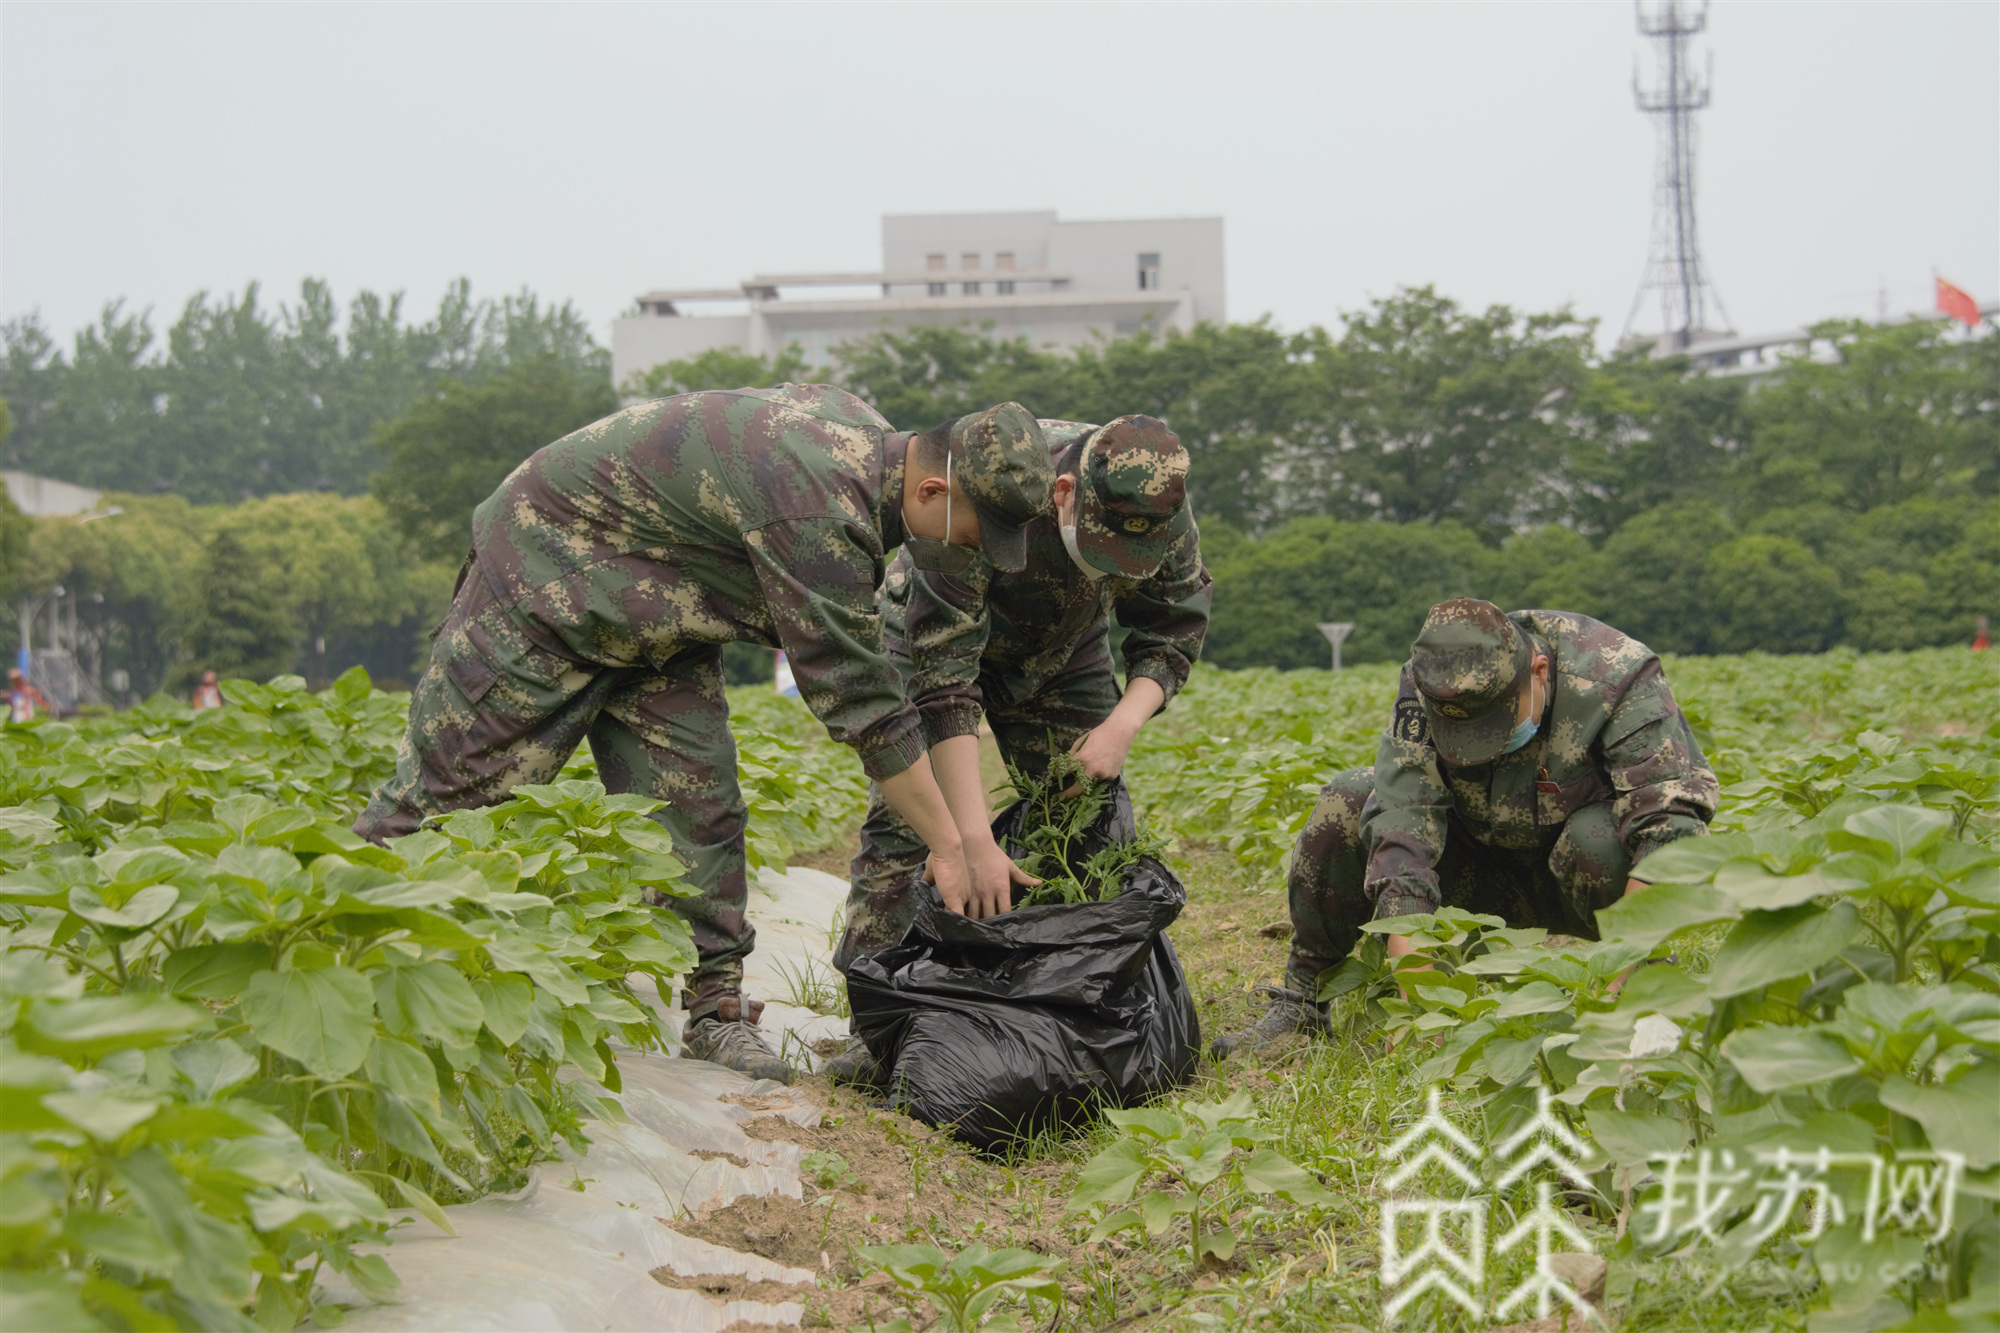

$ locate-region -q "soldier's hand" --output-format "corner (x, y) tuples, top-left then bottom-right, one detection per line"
(926, 848), (976, 918)
(1062, 717), (1140, 795)
(929, 840), (1033, 920)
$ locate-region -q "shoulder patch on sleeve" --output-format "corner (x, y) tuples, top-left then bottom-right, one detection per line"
(1394, 698), (1430, 745)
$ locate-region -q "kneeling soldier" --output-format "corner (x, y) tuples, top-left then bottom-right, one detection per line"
(826, 415), (1212, 1085)
(1215, 598), (1718, 1057)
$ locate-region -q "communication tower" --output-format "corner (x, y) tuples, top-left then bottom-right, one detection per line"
(1622, 1), (1733, 351)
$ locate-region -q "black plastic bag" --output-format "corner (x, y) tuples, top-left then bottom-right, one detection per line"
(845, 778), (1201, 1152)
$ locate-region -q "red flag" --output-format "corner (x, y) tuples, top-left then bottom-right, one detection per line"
(1936, 276), (1981, 328)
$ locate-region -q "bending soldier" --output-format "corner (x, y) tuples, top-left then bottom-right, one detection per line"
(826, 414), (1211, 1086)
(1215, 598), (1718, 1057)
(355, 386), (1054, 1083)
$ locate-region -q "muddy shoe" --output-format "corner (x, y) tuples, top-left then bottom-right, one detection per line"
(821, 1035), (886, 1089)
(1209, 985), (1331, 1059)
(685, 1017), (793, 1084)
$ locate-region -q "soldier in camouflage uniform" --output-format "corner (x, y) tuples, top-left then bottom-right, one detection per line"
(824, 415), (1211, 1086)
(354, 386), (1054, 1082)
(1215, 598), (1718, 1057)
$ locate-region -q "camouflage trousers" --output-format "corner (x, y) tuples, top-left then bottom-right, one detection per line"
(354, 569), (753, 1020)
(832, 633), (1121, 973)
(1283, 766), (1631, 994)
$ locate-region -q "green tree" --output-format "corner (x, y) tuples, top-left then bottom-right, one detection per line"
(1588, 500), (1737, 654)
(836, 324), (1077, 433)
(1059, 321), (1331, 533)
(1925, 501), (2000, 646)
(0, 280), (613, 505)
(1318, 287), (1595, 538)
(1703, 533), (1844, 655)
(620, 345), (809, 399)
(1743, 317), (1999, 516)
(1202, 516), (1495, 669)
(372, 355), (620, 562)
(1569, 349), (1749, 534)
(186, 527), (298, 684)
(1488, 525), (1605, 617)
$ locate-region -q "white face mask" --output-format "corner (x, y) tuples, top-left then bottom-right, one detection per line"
(1059, 487), (1105, 581)
(1059, 438), (1108, 582)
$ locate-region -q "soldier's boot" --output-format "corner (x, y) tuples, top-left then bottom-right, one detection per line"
(820, 1034), (887, 1090)
(684, 994), (792, 1084)
(1209, 985), (1332, 1060)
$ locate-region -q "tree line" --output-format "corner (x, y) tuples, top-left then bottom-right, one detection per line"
(2, 280), (1993, 699)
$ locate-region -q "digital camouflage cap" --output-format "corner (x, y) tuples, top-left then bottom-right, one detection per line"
(944, 402), (1053, 573)
(1409, 597), (1533, 766)
(1071, 414), (1192, 579)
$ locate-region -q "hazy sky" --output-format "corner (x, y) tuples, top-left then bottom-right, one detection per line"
(4, 2), (1995, 353)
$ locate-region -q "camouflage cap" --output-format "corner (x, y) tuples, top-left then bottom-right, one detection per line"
(944, 402), (1053, 573)
(1409, 598), (1532, 766)
(1071, 415), (1192, 579)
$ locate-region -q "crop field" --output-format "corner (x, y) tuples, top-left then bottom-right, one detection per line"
(2, 647), (1995, 1331)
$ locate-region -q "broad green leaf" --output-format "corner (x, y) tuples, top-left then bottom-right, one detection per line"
(1583, 1109), (1689, 1173)
(1181, 1132), (1237, 1186)
(367, 1036), (441, 1112)
(1068, 1139), (1148, 1209)
(1131, 1188), (1187, 1237)
(67, 882), (179, 929)
(93, 846), (190, 886)
(1719, 1024), (1863, 1093)
(0, 1273), (102, 1331)
(373, 961), (483, 1045)
(1841, 804), (1952, 859)
(1715, 862), (1866, 911)
(41, 1091), (161, 1142)
(0, 952), (84, 1001)
(113, 1146), (256, 1306)
(61, 1210), (178, 1277)
(1361, 914), (1437, 936)
(17, 994), (206, 1061)
(1706, 901), (1859, 999)
(241, 966), (376, 1078)
(143, 1100), (278, 1144)
(1317, 953), (1377, 999)
(1493, 981), (1573, 1019)
(484, 935), (589, 1005)
(382, 1173), (458, 1236)
(1614, 963), (1711, 1019)
(1594, 882), (1738, 951)
(1195, 1221), (1238, 1261)
(1632, 833), (1752, 884)
(1237, 1148), (1334, 1204)
(161, 941), (269, 999)
(473, 973), (533, 1046)
(1878, 1063), (2000, 1170)
(1103, 1107), (1183, 1141)
(1085, 1206), (1142, 1243)
(340, 1251), (402, 1304)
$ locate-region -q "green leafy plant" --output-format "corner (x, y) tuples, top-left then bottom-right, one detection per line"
(854, 1241), (1063, 1333)
(1067, 1091), (1333, 1261)
(1003, 754), (1166, 909)
(0, 671), (699, 1327)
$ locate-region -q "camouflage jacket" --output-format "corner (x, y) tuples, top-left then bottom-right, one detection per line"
(1365, 610), (1718, 917)
(888, 421), (1212, 745)
(470, 384), (927, 780)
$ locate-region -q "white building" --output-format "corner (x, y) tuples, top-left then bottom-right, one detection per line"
(612, 210), (1225, 391)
